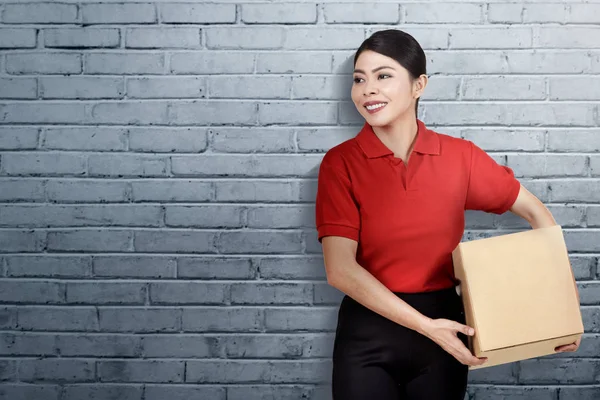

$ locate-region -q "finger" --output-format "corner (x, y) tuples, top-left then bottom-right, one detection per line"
(467, 356), (487, 366)
(555, 342), (577, 350)
(463, 355), (487, 366)
(555, 344), (576, 352)
(456, 344), (486, 366)
(456, 323), (475, 336)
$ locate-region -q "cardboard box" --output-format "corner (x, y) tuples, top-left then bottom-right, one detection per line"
(452, 224), (583, 370)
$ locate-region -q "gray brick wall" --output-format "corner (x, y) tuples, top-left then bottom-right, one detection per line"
(0, 1), (598, 399)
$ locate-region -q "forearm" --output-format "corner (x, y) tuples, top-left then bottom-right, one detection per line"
(328, 261), (433, 336)
(521, 196), (557, 229)
(520, 200), (580, 304)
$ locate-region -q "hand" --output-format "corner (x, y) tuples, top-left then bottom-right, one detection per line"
(555, 336), (581, 353)
(421, 318), (488, 367)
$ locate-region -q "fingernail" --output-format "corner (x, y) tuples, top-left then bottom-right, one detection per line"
(469, 328), (474, 335)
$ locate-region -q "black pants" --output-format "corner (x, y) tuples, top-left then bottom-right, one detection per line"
(332, 286), (469, 400)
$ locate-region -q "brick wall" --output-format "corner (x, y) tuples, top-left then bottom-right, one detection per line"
(0, 1), (599, 399)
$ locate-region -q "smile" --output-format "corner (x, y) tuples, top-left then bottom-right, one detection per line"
(365, 102), (387, 113)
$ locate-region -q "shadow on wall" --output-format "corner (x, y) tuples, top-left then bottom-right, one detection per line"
(337, 54), (363, 126)
(307, 53), (360, 247)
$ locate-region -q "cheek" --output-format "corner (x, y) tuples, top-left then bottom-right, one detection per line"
(382, 81), (411, 100)
(350, 86), (364, 109)
(350, 85), (360, 101)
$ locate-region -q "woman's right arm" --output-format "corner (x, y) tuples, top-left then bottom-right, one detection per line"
(322, 235), (487, 367)
(322, 235), (431, 333)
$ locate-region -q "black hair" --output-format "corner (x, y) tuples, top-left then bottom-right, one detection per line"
(353, 29), (427, 117)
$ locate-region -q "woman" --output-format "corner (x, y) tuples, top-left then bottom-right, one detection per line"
(315, 29), (580, 399)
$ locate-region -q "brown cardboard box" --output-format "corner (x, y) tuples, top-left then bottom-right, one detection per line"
(452, 224), (583, 370)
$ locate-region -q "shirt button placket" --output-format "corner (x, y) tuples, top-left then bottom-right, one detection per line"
(391, 157), (407, 192)
(400, 162), (408, 191)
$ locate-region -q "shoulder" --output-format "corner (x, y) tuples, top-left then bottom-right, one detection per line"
(430, 129), (503, 171)
(320, 135), (362, 173)
(426, 125), (473, 155)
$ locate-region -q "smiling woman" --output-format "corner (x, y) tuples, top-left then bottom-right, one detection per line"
(315, 29), (524, 400)
(349, 33), (430, 165)
(317, 28), (581, 400)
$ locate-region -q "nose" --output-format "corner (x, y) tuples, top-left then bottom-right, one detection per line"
(363, 79), (378, 96)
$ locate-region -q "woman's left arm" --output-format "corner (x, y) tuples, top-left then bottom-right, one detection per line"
(508, 183), (557, 229)
(508, 184), (581, 353)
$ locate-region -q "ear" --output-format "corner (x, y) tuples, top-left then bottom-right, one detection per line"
(413, 74), (428, 98)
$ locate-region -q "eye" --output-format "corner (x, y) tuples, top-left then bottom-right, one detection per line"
(353, 77), (363, 83)
(379, 74), (391, 79)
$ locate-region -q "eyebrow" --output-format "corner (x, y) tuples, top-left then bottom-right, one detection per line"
(353, 66), (396, 74)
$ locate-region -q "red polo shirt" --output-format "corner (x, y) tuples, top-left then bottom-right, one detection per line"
(315, 119), (521, 293)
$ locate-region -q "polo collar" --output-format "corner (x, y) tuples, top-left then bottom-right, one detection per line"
(355, 118), (440, 159)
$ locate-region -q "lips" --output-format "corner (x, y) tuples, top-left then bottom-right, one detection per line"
(364, 102), (388, 114)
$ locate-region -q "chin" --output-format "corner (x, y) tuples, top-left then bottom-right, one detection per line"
(371, 110), (412, 127)
(363, 113), (395, 127)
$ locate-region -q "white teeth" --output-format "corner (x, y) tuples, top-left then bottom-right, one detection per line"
(366, 103), (387, 110)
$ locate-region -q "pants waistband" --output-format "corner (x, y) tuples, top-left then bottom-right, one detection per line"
(392, 286), (458, 299)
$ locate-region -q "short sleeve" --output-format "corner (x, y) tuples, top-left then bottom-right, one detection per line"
(315, 160), (360, 243)
(465, 141), (521, 214)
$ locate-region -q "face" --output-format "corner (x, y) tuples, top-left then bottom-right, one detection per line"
(351, 50), (426, 126)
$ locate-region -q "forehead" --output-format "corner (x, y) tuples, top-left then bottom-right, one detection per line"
(354, 50), (404, 72)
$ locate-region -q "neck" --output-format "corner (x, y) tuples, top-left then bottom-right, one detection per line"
(371, 113), (419, 159)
